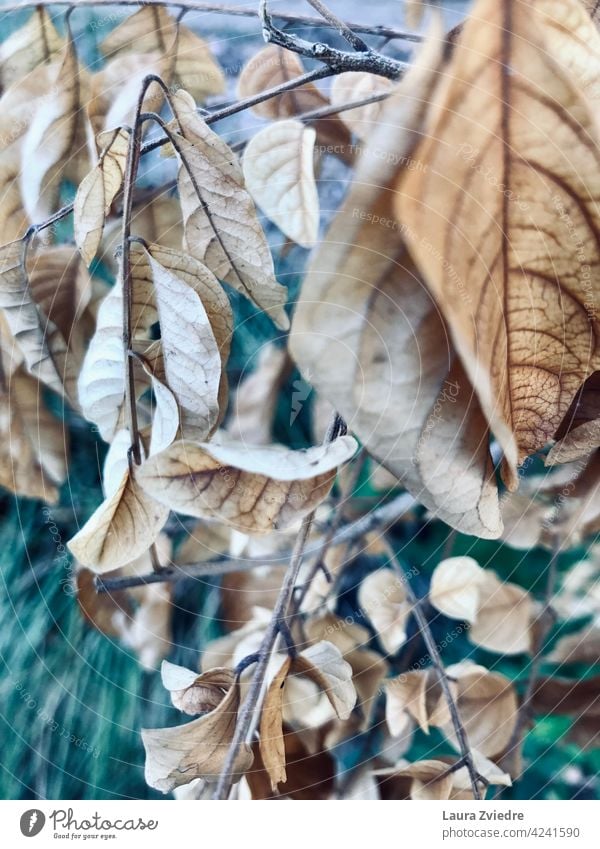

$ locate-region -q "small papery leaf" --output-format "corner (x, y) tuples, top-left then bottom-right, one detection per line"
(145, 248), (221, 442)
(142, 674), (253, 792)
(243, 120), (319, 248)
(259, 656), (293, 792)
(358, 568), (411, 654)
(292, 641), (357, 721)
(161, 661), (235, 716)
(74, 127), (129, 266)
(168, 89), (289, 329)
(0, 239), (63, 393)
(468, 571), (534, 655)
(385, 670), (450, 737)
(429, 557), (485, 624)
(330, 72), (394, 139)
(137, 434), (357, 534)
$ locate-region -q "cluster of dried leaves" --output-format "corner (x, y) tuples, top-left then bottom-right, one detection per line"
(0, 0), (599, 800)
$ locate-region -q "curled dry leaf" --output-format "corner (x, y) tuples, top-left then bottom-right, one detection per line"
(0, 239), (63, 394)
(74, 128), (129, 267)
(161, 661), (235, 716)
(429, 556), (485, 624)
(260, 641), (356, 791)
(168, 89), (289, 330)
(145, 248), (222, 442)
(385, 670), (451, 736)
(358, 568), (411, 654)
(289, 29), (502, 539)
(242, 120), (319, 248)
(397, 0), (600, 488)
(330, 72), (394, 139)
(468, 570), (534, 655)
(442, 661), (518, 758)
(142, 670), (253, 792)
(0, 7), (63, 90)
(68, 432), (169, 573)
(136, 434), (357, 534)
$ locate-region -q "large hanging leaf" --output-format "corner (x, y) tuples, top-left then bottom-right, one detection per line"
(0, 7), (63, 91)
(289, 31), (502, 538)
(243, 119), (319, 248)
(168, 89), (289, 329)
(137, 434), (358, 534)
(397, 0), (600, 489)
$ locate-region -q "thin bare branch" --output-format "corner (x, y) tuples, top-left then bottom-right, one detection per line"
(386, 544), (484, 800)
(305, 0), (370, 52)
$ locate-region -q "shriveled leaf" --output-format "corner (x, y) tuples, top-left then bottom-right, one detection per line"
(386, 670), (451, 737)
(243, 120), (319, 248)
(358, 568), (411, 654)
(292, 641), (356, 721)
(397, 0), (600, 487)
(142, 675), (253, 792)
(260, 655), (292, 791)
(74, 128), (129, 266)
(289, 31), (502, 539)
(137, 434), (357, 534)
(0, 239), (62, 393)
(161, 662), (235, 716)
(429, 556), (485, 624)
(169, 89), (289, 329)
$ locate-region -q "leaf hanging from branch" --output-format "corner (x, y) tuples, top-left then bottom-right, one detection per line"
(137, 434), (358, 534)
(168, 89), (289, 329)
(0, 7), (63, 91)
(243, 119), (319, 248)
(397, 0), (600, 489)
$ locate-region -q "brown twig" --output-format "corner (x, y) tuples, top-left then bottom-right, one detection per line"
(94, 490), (415, 593)
(259, 0), (405, 80)
(211, 413), (347, 800)
(386, 545), (484, 800)
(0, 1), (423, 42)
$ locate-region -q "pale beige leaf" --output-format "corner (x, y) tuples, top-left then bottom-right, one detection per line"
(442, 661), (518, 758)
(20, 35), (91, 221)
(77, 279), (124, 441)
(429, 556), (485, 624)
(137, 434), (357, 534)
(68, 435), (169, 574)
(161, 662), (235, 716)
(27, 245), (92, 340)
(146, 249), (221, 442)
(330, 72), (394, 139)
(0, 7), (63, 90)
(397, 0), (600, 487)
(292, 641), (356, 720)
(358, 568), (411, 654)
(74, 127), (129, 266)
(169, 89), (289, 329)
(243, 120), (319, 248)
(289, 31), (502, 539)
(227, 343), (288, 445)
(142, 675), (253, 792)
(0, 239), (62, 393)
(469, 571), (534, 655)
(385, 672), (427, 736)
